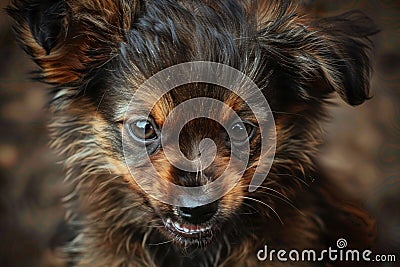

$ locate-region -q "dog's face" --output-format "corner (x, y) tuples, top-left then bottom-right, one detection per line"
(128, 86), (244, 245)
(122, 82), (270, 247)
(8, 0), (377, 251)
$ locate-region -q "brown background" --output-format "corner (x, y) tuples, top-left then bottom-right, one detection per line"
(0, 1), (399, 266)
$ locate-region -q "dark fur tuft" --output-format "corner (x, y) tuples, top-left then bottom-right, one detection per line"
(7, 0), (140, 84)
(313, 10), (379, 105)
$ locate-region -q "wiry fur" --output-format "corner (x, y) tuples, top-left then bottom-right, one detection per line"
(7, 0), (378, 266)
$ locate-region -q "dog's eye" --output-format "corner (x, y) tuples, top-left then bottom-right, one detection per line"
(229, 121), (254, 144)
(128, 119), (158, 141)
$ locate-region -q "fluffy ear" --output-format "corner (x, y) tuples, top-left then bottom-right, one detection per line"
(309, 11), (379, 105)
(257, 6), (378, 106)
(7, 0), (140, 84)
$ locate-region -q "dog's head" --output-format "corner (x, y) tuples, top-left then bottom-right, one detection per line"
(8, 0), (377, 250)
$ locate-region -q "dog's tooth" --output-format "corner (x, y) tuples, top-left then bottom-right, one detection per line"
(176, 222), (187, 233)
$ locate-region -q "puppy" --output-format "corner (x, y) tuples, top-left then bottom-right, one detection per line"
(7, 0), (378, 266)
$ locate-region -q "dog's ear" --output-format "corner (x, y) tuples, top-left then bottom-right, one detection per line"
(308, 11), (379, 105)
(256, 5), (378, 106)
(7, 0), (140, 84)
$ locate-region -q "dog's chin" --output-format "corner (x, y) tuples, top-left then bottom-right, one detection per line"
(159, 216), (219, 248)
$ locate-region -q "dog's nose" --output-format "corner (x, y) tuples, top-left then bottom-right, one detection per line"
(177, 202), (218, 224)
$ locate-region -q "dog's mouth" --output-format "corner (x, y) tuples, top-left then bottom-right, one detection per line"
(157, 202), (220, 246)
(164, 217), (213, 237)
(162, 217), (218, 249)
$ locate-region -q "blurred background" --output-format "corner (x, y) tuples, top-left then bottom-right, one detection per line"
(0, 1), (398, 266)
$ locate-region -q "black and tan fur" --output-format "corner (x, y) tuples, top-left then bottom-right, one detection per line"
(7, 0), (378, 266)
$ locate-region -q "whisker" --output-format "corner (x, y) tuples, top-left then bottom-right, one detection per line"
(148, 239), (173, 246)
(240, 185), (290, 201)
(239, 202), (261, 215)
(241, 196), (284, 225)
